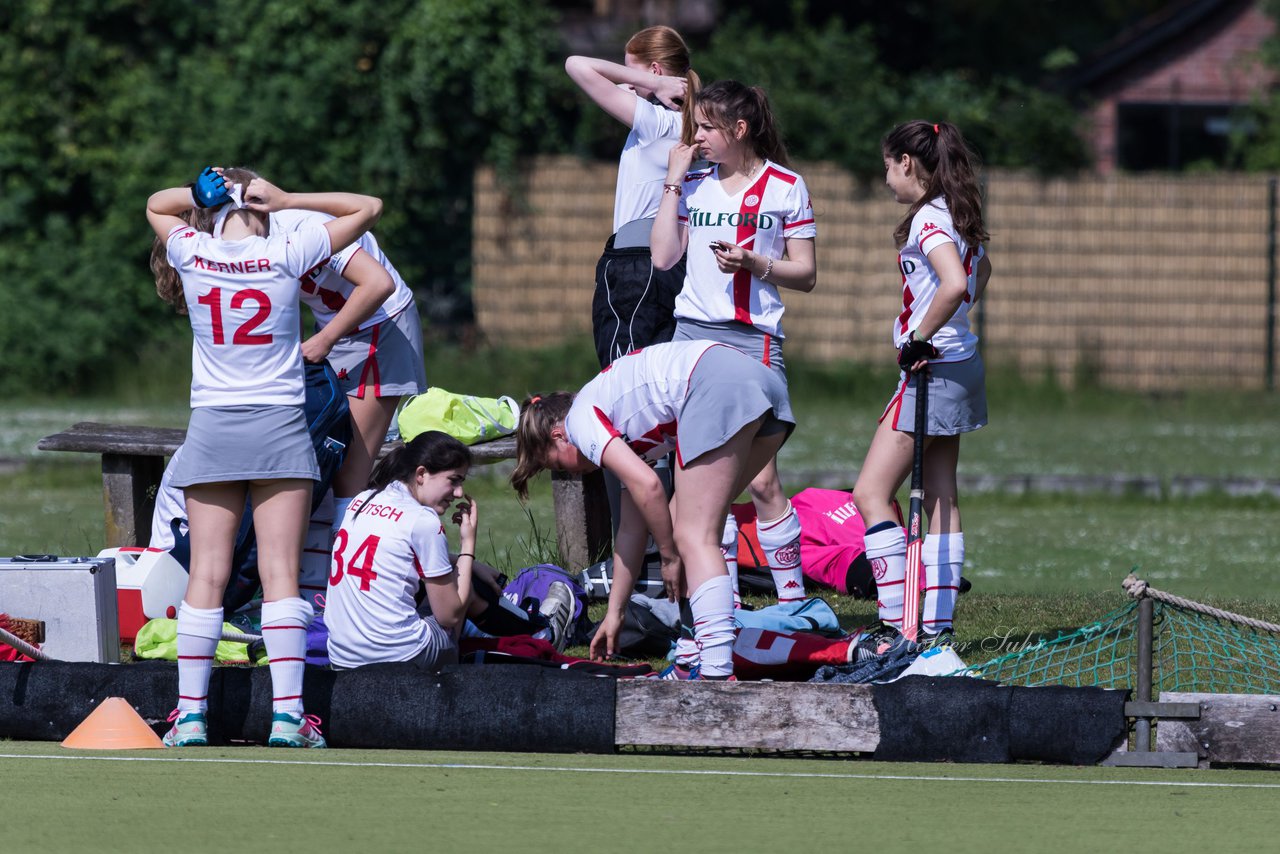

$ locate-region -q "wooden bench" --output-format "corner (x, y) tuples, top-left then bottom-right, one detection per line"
(37, 422), (611, 571)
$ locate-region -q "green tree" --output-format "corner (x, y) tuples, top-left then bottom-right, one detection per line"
(0, 0), (565, 395)
(696, 2), (1087, 177)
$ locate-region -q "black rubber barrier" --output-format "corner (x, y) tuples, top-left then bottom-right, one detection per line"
(0, 661), (616, 752)
(871, 675), (1128, 764)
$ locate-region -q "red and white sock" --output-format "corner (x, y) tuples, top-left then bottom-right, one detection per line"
(758, 501), (805, 602)
(865, 525), (907, 629)
(690, 575), (735, 678)
(923, 532), (964, 635)
(262, 597), (313, 717)
(176, 601), (223, 715)
(721, 513), (742, 608)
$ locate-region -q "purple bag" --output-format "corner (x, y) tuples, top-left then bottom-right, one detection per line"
(502, 564), (589, 624)
(306, 611), (330, 667)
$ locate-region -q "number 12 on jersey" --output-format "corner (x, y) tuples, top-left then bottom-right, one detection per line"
(331, 529), (380, 591)
(196, 286), (273, 345)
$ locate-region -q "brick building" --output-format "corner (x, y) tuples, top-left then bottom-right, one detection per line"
(1062, 0), (1276, 172)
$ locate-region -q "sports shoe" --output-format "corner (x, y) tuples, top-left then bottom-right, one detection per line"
(852, 621), (918, 664)
(655, 662), (700, 680)
(920, 628), (955, 650)
(692, 672), (738, 682)
(267, 712), (327, 748)
(162, 709), (208, 747)
(538, 580), (576, 653)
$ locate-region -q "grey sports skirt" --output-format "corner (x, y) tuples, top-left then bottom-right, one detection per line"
(674, 318), (787, 385)
(676, 344), (795, 467)
(881, 353), (988, 436)
(170, 404), (320, 487)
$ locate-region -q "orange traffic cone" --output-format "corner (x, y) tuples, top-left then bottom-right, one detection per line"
(61, 697), (165, 750)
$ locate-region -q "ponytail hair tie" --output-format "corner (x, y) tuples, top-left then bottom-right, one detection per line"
(530, 395), (541, 405)
(933, 123), (940, 135)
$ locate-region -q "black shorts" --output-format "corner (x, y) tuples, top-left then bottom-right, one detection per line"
(591, 234), (685, 368)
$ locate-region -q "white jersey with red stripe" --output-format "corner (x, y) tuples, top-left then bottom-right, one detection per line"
(167, 224), (332, 407)
(564, 340), (728, 466)
(893, 197), (984, 362)
(270, 209), (415, 332)
(614, 98), (683, 231)
(324, 481), (453, 669)
(674, 161), (816, 338)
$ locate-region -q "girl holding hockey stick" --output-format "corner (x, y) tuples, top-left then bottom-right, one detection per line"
(511, 340), (795, 680)
(851, 120), (992, 655)
(147, 167), (381, 748)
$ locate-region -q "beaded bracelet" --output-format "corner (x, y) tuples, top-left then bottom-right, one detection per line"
(760, 256), (774, 282)
(663, 183), (682, 196)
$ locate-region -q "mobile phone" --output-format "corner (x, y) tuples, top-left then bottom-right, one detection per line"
(709, 241), (723, 251)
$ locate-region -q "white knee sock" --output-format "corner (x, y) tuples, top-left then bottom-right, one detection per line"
(176, 601), (223, 715)
(757, 501), (805, 602)
(721, 513), (741, 608)
(865, 525), (907, 629)
(923, 532), (964, 635)
(689, 575), (735, 678)
(262, 597), (313, 716)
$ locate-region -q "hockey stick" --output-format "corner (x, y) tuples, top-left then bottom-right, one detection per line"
(901, 369), (928, 642)
(0, 624), (52, 661)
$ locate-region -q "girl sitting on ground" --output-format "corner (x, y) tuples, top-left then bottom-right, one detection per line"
(325, 431), (575, 670)
(511, 340), (795, 680)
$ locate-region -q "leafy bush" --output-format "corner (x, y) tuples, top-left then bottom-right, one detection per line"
(697, 6), (1089, 176)
(0, 0), (565, 396)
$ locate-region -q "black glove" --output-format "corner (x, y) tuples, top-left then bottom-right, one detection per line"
(898, 334), (940, 372)
(190, 166), (231, 208)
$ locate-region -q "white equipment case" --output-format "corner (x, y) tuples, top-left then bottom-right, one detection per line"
(0, 555), (120, 662)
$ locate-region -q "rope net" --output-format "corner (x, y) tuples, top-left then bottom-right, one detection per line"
(960, 576), (1280, 694)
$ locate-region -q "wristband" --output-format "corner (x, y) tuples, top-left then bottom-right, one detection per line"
(663, 183), (682, 197)
(457, 553), (475, 560)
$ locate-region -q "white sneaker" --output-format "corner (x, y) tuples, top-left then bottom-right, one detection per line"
(538, 581), (576, 653)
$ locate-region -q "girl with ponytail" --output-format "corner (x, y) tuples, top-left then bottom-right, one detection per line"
(851, 120), (993, 656)
(565, 25), (701, 367)
(146, 166), (382, 749)
(650, 80), (817, 665)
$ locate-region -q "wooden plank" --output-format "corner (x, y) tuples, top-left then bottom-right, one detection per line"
(551, 468), (611, 571)
(616, 680), (879, 752)
(38, 422), (186, 457)
(1156, 692), (1280, 766)
(102, 453), (164, 548)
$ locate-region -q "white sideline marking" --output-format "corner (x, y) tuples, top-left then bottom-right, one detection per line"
(0, 753), (1278, 788)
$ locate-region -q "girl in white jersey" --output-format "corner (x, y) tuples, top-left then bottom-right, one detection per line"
(651, 80), (816, 640)
(146, 167), (382, 748)
(511, 340), (796, 680)
(851, 121), (993, 656)
(325, 432), (477, 670)
(565, 25), (700, 367)
(270, 209), (426, 512)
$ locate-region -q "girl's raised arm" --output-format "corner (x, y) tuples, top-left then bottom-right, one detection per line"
(243, 179), (382, 256)
(565, 55), (686, 126)
(145, 187), (199, 240)
(651, 143), (697, 270)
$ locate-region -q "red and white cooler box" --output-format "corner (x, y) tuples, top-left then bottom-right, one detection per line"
(97, 546), (189, 643)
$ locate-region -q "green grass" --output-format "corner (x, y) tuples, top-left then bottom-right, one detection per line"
(1, 743), (1278, 853)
